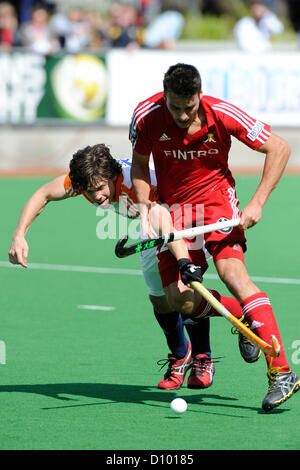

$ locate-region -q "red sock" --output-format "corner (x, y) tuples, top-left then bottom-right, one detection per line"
(192, 290), (243, 319)
(241, 292), (290, 372)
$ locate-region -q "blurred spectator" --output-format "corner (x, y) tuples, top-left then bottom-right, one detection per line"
(9, 0), (36, 24)
(0, 1), (21, 50)
(138, 0), (163, 23)
(81, 9), (107, 50)
(107, 2), (141, 49)
(19, 3), (60, 54)
(10, 0), (56, 24)
(142, 2), (184, 49)
(48, 7), (69, 48)
(50, 7), (95, 53)
(234, 1), (284, 52)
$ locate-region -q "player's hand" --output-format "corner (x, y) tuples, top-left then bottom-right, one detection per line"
(178, 258), (203, 285)
(239, 202), (263, 230)
(8, 235), (29, 268)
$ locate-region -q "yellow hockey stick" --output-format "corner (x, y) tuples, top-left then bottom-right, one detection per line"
(190, 281), (280, 358)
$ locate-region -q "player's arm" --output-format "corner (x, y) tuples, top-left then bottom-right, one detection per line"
(131, 150), (153, 236)
(240, 132), (290, 229)
(131, 149), (191, 256)
(8, 175), (69, 268)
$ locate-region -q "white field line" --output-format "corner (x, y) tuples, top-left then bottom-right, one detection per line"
(0, 261), (141, 276)
(78, 305), (115, 311)
(0, 260), (300, 285)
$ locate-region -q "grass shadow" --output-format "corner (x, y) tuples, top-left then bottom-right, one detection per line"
(0, 382), (289, 416)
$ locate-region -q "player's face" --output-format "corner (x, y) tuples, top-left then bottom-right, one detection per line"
(165, 91), (202, 128)
(86, 177), (116, 207)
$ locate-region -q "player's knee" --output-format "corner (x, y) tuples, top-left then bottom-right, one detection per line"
(166, 291), (195, 316)
(149, 294), (172, 314)
(217, 262), (253, 298)
(218, 266), (236, 287)
(219, 268), (244, 294)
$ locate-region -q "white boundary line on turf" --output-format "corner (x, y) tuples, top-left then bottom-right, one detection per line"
(0, 260), (300, 285)
(0, 261), (141, 276)
(78, 305), (116, 311)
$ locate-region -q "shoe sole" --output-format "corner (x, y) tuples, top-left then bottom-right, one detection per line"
(158, 383), (183, 390)
(263, 378), (300, 412)
(238, 322), (262, 363)
(242, 349), (262, 363)
(187, 380), (213, 390)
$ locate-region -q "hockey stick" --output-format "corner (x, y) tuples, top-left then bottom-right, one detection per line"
(115, 218), (240, 258)
(190, 281), (280, 358)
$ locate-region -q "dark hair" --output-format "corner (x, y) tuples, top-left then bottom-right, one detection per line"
(163, 63), (202, 98)
(69, 144), (122, 191)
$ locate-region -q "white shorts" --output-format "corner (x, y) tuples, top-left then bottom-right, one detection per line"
(139, 247), (165, 297)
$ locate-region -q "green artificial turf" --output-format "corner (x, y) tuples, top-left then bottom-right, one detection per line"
(0, 175), (299, 450)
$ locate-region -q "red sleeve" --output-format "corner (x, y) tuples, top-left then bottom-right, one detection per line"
(212, 101), (271, 150)
(129, 100), (158, 155)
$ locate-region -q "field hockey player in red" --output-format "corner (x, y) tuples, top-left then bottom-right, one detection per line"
(130, 63), (300, 412)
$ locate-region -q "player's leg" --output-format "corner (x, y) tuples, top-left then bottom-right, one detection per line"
(161, 278), (244, 388)
(150, 294), (188, 361)
(213, 249), (300, 411)
(159, 244), (261, 368)
(140, 248), (192, 389)
(182, 316), (215, 389)
(141, 247), (213, 390)
(141, 247), (188, 360)
(156, 285), (216, 389)
(157, 246), (248, 388)
(163, 245), (214, 388)
(205, 242), (261, 363)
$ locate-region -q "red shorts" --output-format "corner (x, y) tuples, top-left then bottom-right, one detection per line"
(157, 182), (247, 288)
(157, 241), (245, 288)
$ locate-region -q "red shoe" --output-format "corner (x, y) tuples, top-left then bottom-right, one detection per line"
(157, 342), (192, 390)
(187, 354), (215, 389)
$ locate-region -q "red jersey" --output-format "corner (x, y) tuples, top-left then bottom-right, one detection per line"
(130, 93), (271, 206)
